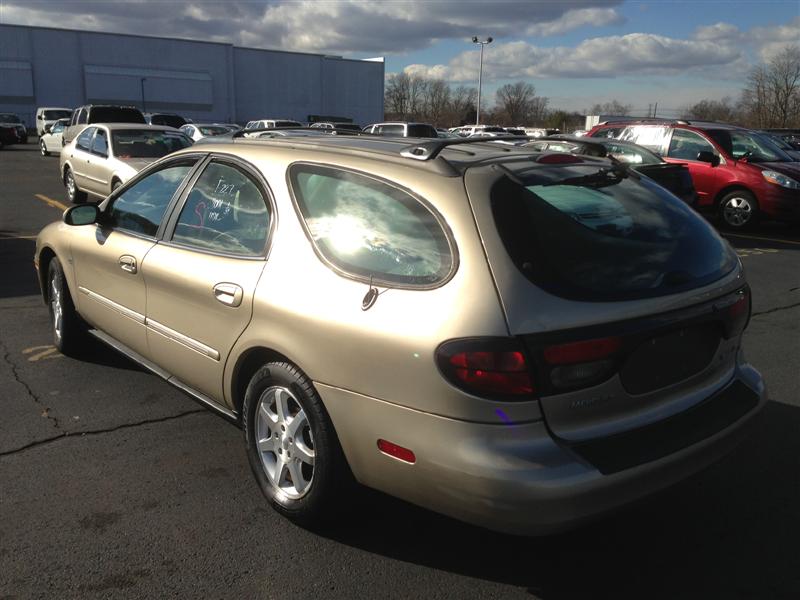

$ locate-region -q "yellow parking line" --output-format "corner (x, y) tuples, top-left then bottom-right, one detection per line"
(34, 194), (68, 211)
(723, 233), (800, 246)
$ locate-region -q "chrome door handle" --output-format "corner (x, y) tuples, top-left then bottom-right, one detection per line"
(118, 255), (137, 274)
(213, 283), (243, 307)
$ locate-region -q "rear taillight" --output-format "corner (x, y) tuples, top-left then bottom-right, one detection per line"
(543, 336), (621, 390)
(436, 338), (534, 399)
(725, 285), (751, 338)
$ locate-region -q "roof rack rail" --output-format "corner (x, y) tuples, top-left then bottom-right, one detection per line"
(598, 117), (688, 126)
(232, 126), (373, 139)
(399, 135), (532, 161)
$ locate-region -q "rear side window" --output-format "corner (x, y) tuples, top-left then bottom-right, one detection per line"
(378, 124), (404, 136)
(289, 164), (454, 287)
(89, 107), (146, 124)
(407, 124), (438, 138)
(75, 127), (95, 152)
(91, 128), (108, 156)
(489, 163), (737, 301)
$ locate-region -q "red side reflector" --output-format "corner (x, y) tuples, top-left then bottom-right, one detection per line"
(377, 439), (416, 464)
(543, 337), (621, 365)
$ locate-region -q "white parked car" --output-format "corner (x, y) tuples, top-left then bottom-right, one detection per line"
(242, 119), (303, 137)
(39, 118), (70, 156)
(179, 123), (232, 141)
(35, 107), (72, 136)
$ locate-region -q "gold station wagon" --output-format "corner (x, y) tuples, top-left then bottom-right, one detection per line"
(35, 135), (767, 534)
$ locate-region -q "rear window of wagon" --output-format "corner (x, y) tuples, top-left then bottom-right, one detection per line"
(489, 163), (737, 301)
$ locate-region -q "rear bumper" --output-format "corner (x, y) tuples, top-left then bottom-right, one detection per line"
(320, 354), (766, 535)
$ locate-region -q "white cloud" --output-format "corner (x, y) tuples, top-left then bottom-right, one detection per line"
(403, 33), (744, 81)
(526, 7), (625, 36)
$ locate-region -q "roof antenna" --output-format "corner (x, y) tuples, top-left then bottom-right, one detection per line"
(361, 275), (379, 311)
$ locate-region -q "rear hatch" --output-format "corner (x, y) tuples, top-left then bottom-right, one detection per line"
(464, 157), (753, 471)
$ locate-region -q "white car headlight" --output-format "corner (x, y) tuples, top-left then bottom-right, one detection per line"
(762, 170), (800, 189)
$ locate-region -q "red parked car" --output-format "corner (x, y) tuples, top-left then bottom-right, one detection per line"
(587, 120), (800, 229)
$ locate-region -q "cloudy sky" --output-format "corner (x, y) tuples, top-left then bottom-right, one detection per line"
(2, 0), (798, 115)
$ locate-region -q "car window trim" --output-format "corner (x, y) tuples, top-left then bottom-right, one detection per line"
(97, 152), (209, 241)
(158, 152), (277, 261)
(286, 161), (459, 291)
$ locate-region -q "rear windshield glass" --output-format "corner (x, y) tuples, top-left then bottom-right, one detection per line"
(111, 130), (192, 158)
(407, 124), (439, 138)
(150, 114), (187, 128)
(601, 142), (662, 164)
(90, 107), (146, 124)
(490, 163), (737, 301)
(198, 125), (229, 136)
(44, 110), (72, 120)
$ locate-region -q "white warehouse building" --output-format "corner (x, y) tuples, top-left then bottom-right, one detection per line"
(0, 23), (385, 129)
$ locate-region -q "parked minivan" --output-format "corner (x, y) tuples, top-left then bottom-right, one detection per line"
(588, 120), (800, 229)
(63, 105), (146, 146)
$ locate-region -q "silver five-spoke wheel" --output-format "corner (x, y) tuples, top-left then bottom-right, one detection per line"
(255, 386), (316, 499)
(722, 195), (753, 227)
(50, 274), (63, 343)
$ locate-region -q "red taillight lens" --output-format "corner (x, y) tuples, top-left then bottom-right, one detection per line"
(543, 336), (621, 365)
(437, 339), (534, 398)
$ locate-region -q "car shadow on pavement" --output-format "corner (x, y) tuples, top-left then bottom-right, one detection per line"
(0, 235), (41, 298)
(319, 400), (800, 599)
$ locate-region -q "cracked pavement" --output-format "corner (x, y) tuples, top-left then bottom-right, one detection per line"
(1, 142), (799, 599)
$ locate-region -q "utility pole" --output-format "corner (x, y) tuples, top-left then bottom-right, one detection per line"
(140, 78), (147, 114)
(653, 102), (658, 118)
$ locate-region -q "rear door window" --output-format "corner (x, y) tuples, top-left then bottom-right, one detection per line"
(488, 163), (737, 301)
(171, 161), (271, 256)
(289, 164), (455, 287)
(91, 128), (108, 156)
(667, 129), (717, 161)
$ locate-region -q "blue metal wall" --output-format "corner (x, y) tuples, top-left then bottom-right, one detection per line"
(0, 24), (384, 130)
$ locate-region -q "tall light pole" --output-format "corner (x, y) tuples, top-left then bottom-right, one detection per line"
(140, 77), (147, 114)
(472, 36), (492, 126)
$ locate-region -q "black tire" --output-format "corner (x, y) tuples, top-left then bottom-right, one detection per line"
(64, 167), (87, 203)
(47, 258), (87, 356)
(243, 362), (353, 527)
(719, 190), (759, 230)
(40, 139), (49, 156)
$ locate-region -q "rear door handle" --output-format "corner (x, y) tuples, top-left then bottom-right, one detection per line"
(118, 255), (137, 274)
(213, 283), (243, 307)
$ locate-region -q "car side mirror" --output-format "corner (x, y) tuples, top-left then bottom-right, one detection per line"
(44, 124), (53, 134)
(63, 204), (99, 226)
(696, 151), (720, 167)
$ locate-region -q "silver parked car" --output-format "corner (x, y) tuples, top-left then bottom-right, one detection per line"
(60, 123), (193, 202)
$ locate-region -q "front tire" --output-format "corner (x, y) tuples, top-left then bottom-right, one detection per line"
(47, 258), (87, 356)
(64, 168), (87, 203)
(243, 362), (352, 527)
(719, 190), (759, 230)
(40, 139), (49, 156)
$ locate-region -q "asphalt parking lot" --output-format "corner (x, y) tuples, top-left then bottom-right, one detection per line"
(1, 139), (799, 599)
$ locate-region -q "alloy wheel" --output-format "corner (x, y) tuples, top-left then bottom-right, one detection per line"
(722, 195), (753, 228)
(40, 140), (47, 156)
(255, 386), (316, 499)
(65, 171), (75, 202)
(50, 274), (63, 343)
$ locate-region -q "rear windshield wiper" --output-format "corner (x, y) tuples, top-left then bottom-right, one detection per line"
(545, 164), (630, 189)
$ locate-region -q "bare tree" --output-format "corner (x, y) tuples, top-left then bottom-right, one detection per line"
(741, 45), (800, 128)
(423, 79), (451, 125)
(448, 86), (477, 125)
(681, 97), (739, 123)
(407, 75), (428, 120)
(588, 100), (632, 116)
(495, 82), (539, 125)
(385, 72), (411, 118)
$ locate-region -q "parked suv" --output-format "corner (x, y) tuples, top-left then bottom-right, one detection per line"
(587, 120), (800, 228)
(63, 105), (146, 146)
(35, 136), (766, 535)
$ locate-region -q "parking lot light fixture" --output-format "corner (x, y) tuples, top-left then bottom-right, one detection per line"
(140, 77), (147, 114)
(472, 36), (493, 126)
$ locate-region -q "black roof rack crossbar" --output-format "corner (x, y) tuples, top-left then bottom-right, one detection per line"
(400, 135), (534, 161)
